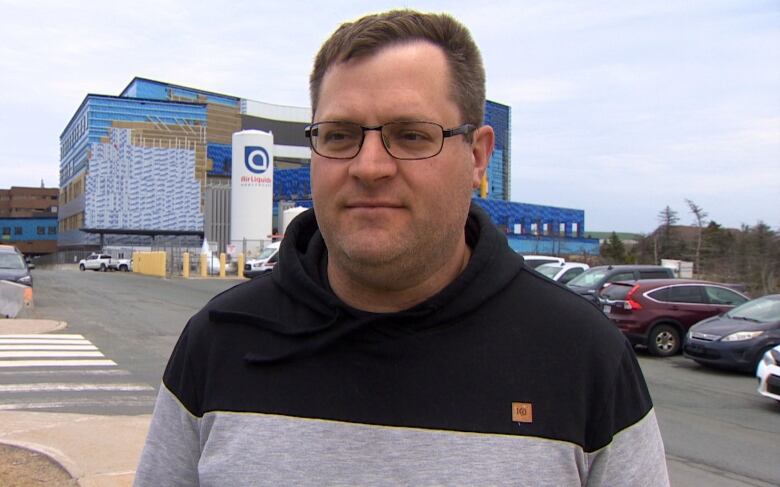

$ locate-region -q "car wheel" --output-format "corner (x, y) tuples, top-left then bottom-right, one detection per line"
(79, 264), (85, 271)
(648, 324), (680, 357)
(119, 264), (128, 272)
(100, 264), (107, 272)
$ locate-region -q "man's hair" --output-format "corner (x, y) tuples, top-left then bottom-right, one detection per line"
(310, 9), (486, 127)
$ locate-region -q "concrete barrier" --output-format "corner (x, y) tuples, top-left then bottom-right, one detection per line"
(0, 281), (33, 318)
(131, 251), (166, 278)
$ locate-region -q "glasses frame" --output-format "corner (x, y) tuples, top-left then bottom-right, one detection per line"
(304, 121), (477, 160)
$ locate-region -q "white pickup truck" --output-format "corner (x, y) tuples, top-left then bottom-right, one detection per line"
(78, 253), (132, 272)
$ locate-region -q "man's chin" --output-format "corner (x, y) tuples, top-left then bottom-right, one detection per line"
(334, 234), (409, 268)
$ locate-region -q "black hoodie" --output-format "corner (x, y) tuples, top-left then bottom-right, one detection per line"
(135, 203), (669, 487)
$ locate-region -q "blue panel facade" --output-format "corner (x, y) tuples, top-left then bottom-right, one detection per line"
(274, 167), (312, 201)
(483, 100), (511, 201)
(207, 143), (233, 176)
(0, 217), (58, 242)
(269, 169), (595, 252)
(120, 78), (240, 108)
(506, 235), (600, 255)
(472, 198), (584, 237)
(60, 95), (207, 187)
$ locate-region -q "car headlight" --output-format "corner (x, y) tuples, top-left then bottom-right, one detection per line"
(686, 330), (693, 340)
(17, 275), (31, 285)
(722, 331), (764, 342)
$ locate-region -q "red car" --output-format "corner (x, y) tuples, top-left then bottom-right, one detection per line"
(598, 279), (749, 357)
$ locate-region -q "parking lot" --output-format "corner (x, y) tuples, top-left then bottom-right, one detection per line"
(10, 268), (780, 485)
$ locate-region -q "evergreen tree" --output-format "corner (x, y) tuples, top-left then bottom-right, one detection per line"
(656, 206), (680, 260)
(601, 232), (627, 264)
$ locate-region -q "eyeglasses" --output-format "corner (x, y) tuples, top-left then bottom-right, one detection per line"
(304, 121), (476, 160)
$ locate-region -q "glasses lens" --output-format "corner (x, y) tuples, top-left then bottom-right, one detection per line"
(312, 122), (362, 158)
(382, 122), (443, 159)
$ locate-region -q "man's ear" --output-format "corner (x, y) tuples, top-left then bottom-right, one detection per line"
(470, 125), (495, 189)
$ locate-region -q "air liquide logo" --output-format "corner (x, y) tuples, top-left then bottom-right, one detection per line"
(241, 146), (273, 187)
(245, 146), (269, 174)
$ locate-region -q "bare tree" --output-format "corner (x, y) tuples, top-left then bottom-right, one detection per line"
(685, 199), (708, 275)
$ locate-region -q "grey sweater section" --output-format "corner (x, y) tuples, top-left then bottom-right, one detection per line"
(135, 385), (668, 486)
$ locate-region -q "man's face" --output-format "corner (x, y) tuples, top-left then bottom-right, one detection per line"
(311, 41), (490, 285)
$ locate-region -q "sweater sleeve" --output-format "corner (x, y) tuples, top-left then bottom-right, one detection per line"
(585, 343), (670, 486)
(134, 322), (203, 487)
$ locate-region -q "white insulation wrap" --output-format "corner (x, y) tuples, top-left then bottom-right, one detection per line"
(231, 130), (274, 243)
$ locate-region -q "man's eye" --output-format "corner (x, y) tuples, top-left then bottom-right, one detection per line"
(397, 131), (428, 142)
(323, 131), (354, 142)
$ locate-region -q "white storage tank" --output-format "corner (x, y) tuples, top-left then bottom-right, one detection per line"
(281, 206), (308, 235)
(230, 130), (274, 247)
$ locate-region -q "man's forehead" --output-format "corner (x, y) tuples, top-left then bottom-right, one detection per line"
(314, 41), (456, 119)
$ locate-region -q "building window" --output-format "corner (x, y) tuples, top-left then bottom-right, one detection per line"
(2, 227), (10, 236)
(48, 226), (57, 235)
(14, 227), (22, 235)
(37, 226), (45, 235)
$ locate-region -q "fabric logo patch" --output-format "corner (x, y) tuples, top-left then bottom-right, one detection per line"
(512, 402), (533, 423)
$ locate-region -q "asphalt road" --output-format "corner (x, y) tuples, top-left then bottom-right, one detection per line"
(9, 268), (780, 485)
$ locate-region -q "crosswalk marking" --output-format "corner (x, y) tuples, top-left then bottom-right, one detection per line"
(0, 351), (105, 358)
(0, 345), (98, 351)
(0, 359), (117, 368)
(1, 334), (86, 339)
(0, 369), (131, 377)
(0, 383), (154, 393)
(0, 397), (157, 411)
(0, 333), (155, 412)
(0, 339), (91, 345)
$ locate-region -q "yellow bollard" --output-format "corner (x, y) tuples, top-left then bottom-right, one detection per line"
(219, 253), (226, 278)
(200, 253), (208, 277)
(238, 253), (245, 278)
(182, 252), (190, 278)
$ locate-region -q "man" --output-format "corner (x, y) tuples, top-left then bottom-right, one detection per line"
(135, 10), (669, 486)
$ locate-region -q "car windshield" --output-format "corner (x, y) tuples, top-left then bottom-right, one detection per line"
(256, 246), (277, 260)
(725, 296), (780, 323)
(535, 264), (561, 278)
(0, 253), (25, 270)
(567, 268), (609, 287)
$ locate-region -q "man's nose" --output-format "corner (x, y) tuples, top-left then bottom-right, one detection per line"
(348, 130), (397, 181)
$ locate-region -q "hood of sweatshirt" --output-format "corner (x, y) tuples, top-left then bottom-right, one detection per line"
(207, 202), (525, 364)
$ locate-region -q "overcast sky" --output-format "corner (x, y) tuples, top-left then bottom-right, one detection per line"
(1, 0), (777, 233)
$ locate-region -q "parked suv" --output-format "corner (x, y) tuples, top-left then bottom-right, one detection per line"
(520, 255), (565, 269)
(566, 265), (674, 302)
(535, 262), (589, 284)
(0, 244), (33, 287)
(598, 279), (749, 356)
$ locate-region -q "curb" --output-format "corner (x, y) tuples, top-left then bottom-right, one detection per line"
(0, 438), (81, 481)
